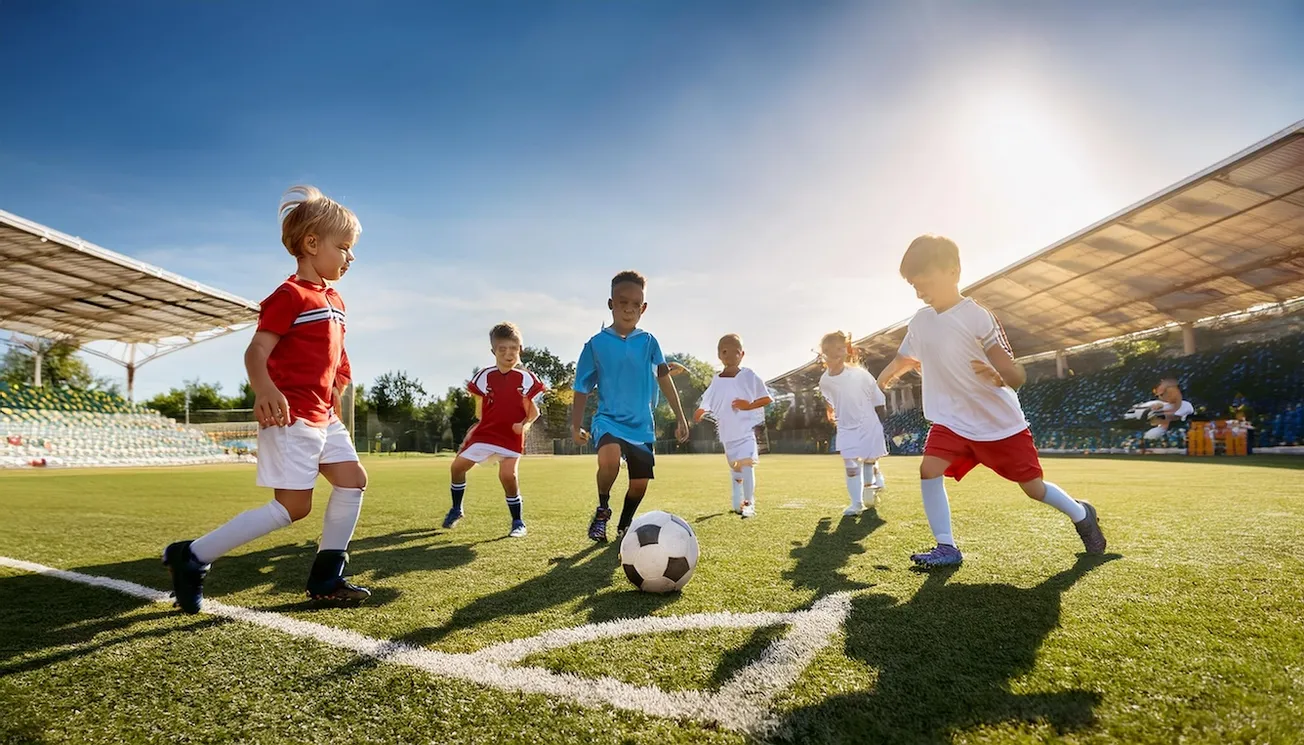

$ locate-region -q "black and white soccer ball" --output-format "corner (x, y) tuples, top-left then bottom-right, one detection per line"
(619, 510), (700, 593)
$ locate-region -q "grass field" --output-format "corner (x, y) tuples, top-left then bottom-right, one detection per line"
(2, 453), (1303, 744)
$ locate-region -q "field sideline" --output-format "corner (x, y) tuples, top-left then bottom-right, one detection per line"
(2, 454), (1302, 744)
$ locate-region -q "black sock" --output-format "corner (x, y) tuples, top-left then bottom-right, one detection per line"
(506, 495), (522, 521)
(451, 482), (466, 512)
(617, 494), (643, 531)
(598, 492), (611, 510)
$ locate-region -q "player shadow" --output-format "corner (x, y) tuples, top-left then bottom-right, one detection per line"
(34, 528), (480, 617)
(783, 512), (888, 597)
(395, 541), (623, 649)
(0, 571), (226, 680)
(694, 512), (729, 524)
(776, 553), (1122, 744)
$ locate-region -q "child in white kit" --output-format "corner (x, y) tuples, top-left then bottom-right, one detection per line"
(818, 330), (888, 516)
(694, 334), (772, 518)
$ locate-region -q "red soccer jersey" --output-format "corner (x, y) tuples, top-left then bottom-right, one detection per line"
(464, 366), (546, 453)
(257, 276), (350, 427)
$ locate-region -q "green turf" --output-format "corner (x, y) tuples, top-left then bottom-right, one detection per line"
(1, 454), (1302, 743)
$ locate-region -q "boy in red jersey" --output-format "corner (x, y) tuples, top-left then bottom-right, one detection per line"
(163, 185), (370, 613)
(877, 235), (1106, 568)
(443, 322), (546, 538)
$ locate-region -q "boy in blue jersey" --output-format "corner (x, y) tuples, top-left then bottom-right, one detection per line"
(572, 270), (691, 542)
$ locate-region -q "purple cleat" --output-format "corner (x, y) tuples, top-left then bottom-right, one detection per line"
(1073, 500), (1107, 554)
(911, 543), (964, 568)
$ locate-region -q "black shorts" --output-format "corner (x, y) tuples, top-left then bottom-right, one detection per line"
(597, 433), (656, 480)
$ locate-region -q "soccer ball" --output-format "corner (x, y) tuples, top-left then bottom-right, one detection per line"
(619, 510), (699, 593)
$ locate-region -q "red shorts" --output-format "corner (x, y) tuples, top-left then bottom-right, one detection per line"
(924, 424), (1044, 483)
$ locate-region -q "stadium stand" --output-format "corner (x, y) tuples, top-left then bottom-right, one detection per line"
(1, 208), (262, 469)
(771, 119), (1304, 456)
(0, 382), (232, 468)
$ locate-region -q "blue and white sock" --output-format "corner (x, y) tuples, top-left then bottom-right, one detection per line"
(506, 494), (523, 521)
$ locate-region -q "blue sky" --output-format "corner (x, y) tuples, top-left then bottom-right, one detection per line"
(3, 0), (1303, 400)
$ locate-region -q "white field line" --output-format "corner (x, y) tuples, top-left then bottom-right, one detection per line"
(0, 555), (850, 736)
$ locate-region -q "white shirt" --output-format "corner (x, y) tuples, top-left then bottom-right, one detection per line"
(698, 368), (769, 443)
(898, 298), (1029, 441)
(818, 365), (885, 430)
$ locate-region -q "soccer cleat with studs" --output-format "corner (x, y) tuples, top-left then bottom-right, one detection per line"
(305, 550), (371, 604)
(162, 540), (210, 615)
(588, 506), (613, 543)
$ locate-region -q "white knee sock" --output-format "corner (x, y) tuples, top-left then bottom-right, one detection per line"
(731, 471), (744, 511)
(741, 466), (755, 505)
(1039, 481), (1087, 522)
(320, 487), (364, 552)
(845, 463), (863, 505)
(191, 500), (293, 564)
(921, 477), (955, 546)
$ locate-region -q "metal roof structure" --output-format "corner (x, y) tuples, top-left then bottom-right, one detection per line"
(770, 118), (1304, 393)
(0, 208), (260, 397)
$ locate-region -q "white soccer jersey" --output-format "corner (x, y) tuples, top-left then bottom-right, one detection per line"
(818, 365), (885, 430)
(897, 297), (1029, 441)
(699, 368), (769, 444)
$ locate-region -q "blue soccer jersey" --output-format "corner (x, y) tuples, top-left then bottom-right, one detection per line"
(574, 326), (666, 446)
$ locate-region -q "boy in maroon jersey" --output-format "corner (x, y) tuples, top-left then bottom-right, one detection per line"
(443, 322), (546, 538)
(163, 185), (370, 613)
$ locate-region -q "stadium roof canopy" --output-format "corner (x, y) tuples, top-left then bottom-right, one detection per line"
(0, 208), (260, 397)
(770, 118), (1304, 393)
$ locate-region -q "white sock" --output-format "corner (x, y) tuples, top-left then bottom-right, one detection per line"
(741, 466), (755, 505)
(731, 471), (744, 511)
(1040, 481), (1087, 522)
(191, 500), (292, 564)
(319, 487), (364, 552)
(921, 477), (955, 546)
(845, 463), (864, 505)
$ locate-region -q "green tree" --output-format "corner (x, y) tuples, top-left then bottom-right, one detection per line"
(146, 380), (229, 421)
(1, 340), (117, 393)
(446, 386), (478, 447)
(1112, 338), (1162, 367)
(368, 370), (427, 423)
(230, 380), (257, 409)
(654, 353), (716, 445)
(521, 346), (578, 438)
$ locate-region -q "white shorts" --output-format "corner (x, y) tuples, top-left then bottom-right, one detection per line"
(835, 424), (887, 462)
(256, 419), (358, 490)
(724, 436), (759, 468)
(458, 442), (521, 465)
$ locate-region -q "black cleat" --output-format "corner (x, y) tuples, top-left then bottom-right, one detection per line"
(305, 550), (371, 603)
(588, 507), (613, 543)
(162, 540), (210, 615)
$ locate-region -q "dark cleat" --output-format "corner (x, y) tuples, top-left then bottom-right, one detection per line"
(162, 540), (210, 615)
(1074, 500), (1107, 555)
(442, 508), (464, 530)
(588, 507), (613, 543)
(306, 550), (371, 604)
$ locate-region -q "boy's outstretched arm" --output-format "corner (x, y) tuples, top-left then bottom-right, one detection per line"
(657, 363), (690, 442)
(877, 354), (920, 392)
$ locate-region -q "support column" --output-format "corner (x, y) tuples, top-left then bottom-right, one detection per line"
(33, 348), (43, 387)
(1182, 324), (1196, 355)
(1055, 350), (1068, 379)
(126, 343), (138, 402)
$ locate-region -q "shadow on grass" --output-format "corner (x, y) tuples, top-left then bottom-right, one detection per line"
(0, 572), (226, 681)
(776, 553), (1122, 744)
(783, 511), (888, 596)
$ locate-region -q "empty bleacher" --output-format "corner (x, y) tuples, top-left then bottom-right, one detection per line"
(1, 382), (233, 468)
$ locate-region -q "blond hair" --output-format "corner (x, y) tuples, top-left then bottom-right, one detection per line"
(279, 185), (361, 257)
(718, 333), (744, 350)
(819, 330), (860, 367)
